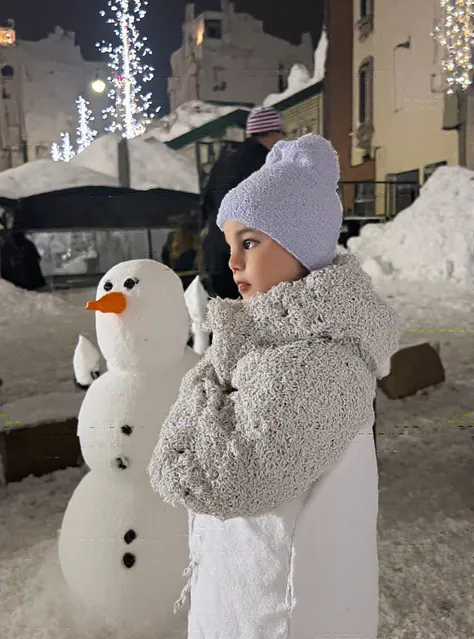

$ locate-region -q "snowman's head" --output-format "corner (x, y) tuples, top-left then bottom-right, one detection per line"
(86, 259), (189, 371)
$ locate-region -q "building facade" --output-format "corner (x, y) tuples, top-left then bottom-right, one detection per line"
(324, 0), (375, 185)
(271, 82), (324, 140)
(351, 0), (458, 198)
(168, 0), (313, 111)
(323, 0), (376, 219)
(0, 25), (108, 171)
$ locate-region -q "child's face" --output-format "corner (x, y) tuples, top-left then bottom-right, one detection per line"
(223, 221), (308, 300)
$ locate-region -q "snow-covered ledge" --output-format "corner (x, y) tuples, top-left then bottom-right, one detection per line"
(0, 391), (84, 432)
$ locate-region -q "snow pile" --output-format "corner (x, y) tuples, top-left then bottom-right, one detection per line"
(263, 28), (327, 107)
(348, 166), (474, 285)
(0, 160), (117, 199)
(144, 100), (248, 143)
(0, 279), (66, 323)
(71, 133), (199, 193)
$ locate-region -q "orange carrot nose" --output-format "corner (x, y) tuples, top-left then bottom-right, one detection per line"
(86, 292), (127, 314)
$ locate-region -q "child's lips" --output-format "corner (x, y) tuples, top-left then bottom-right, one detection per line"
(236, 281), (250, 293)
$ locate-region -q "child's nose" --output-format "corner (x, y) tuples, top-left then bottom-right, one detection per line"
(229, 251), (242, 273)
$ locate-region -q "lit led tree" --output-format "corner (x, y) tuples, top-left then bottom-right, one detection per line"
(51, 142), (61, 162)
(434, 0), (474, 93)
(97, 0), (158, 138)
(76, 96), (97, 153)
(51, 133), (75, 162)
(61, 133), (75, 162)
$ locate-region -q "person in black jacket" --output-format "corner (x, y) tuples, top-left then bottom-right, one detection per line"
(200, 106), (285, 299)
(0, 230), (46, 290)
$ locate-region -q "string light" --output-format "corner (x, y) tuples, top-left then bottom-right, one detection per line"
(96, 0), (160, 138)
(434, 0), (474, 93)
(76, 96), (97, 153)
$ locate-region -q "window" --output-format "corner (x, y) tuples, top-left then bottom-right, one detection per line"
(360, 0), (373, 19)
(387, 170), (420, 217)
(35, 145), (49, 159)
(205, 19), (222, 40)
(354, 182), (376, 217)
(358, 0), (374, 40)
(423, 161), (446, 183)
(358, 58), (373, 124)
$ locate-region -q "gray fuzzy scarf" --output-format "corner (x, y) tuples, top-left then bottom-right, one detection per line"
(148, 254), (401, 520)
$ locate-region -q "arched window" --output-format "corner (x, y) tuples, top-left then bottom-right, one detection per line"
(358, 57), (373, 124)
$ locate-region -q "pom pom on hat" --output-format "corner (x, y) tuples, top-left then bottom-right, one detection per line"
(217, 134), (342, 271)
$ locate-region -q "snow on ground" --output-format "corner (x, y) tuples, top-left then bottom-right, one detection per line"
(0, 159), (117, 199)
(0, 276), (473, 637)
(263, 28), (327, 107)
(348, 166), (474, 286)
(71, 133), (199, 193)
(144, 100), (249, 143)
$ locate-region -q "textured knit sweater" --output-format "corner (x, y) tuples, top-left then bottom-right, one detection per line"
(148, 254), (401, 521)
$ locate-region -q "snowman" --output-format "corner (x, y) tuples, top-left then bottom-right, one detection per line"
(58, 259), (199, 638)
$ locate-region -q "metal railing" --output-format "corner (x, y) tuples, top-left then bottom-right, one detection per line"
(338, 181), (420, 220)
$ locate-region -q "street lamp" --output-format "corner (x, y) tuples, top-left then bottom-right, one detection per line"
(91, 76), (106, 94)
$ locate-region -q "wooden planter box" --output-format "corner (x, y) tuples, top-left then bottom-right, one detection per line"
(0, 418), (82, 484)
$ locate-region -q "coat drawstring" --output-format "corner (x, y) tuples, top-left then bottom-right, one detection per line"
(173, 559), (197, 614)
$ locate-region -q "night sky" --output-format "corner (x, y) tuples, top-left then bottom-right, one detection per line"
(0, 0), (324, 114)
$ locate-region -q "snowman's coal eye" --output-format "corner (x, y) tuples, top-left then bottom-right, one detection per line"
(104, 281), (113, 291)
(124, 277), (138, 290)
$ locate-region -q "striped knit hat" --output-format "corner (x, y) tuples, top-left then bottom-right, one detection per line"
(246, 106), (283, 136)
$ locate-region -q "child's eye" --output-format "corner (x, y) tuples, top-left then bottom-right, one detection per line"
(243, 239), (258, 250)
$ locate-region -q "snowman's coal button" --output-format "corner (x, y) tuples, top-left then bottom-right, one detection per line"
(121, 425), (133, 436)
(124, 529), (137, 544)
(122, 552), (136, 568)
(115, 457), (129, 470)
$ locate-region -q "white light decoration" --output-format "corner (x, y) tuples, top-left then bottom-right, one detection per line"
(434, 0), (474, 93)
(61, 133), (75, 162)
(96, 0), (160, 138)
(51, 142), (61, 161)
(76, 96), (98, 153)
(51, 133), (75, 162)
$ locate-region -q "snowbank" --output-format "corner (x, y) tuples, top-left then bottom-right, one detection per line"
(263, 29), (327, 107)
(348, 166), (474, 286)
(0, 159), (117, 199)
(71, 133), (199, 193)
(0, 279), (66, 323)
(0, 391), (84, 431)
(144, 100), (248, 143)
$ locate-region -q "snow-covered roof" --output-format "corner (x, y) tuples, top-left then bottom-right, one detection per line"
(263, 29), (327, 108)
(71, 133), (199, 194)
(348, 165), (474, 286)
(0, 160), (117, 199)
(0, 131), (200, 199)
(144, 100), (250, 144)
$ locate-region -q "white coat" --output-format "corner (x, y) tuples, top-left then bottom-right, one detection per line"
(149, 254), (401, 638)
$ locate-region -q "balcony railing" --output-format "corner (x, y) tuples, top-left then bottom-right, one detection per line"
(339, 181), (420, 220)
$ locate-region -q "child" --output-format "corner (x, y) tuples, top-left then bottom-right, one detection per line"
(148, 134), (401, 639)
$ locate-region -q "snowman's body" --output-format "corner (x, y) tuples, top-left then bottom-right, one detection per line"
(58, 260), (198, 637)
